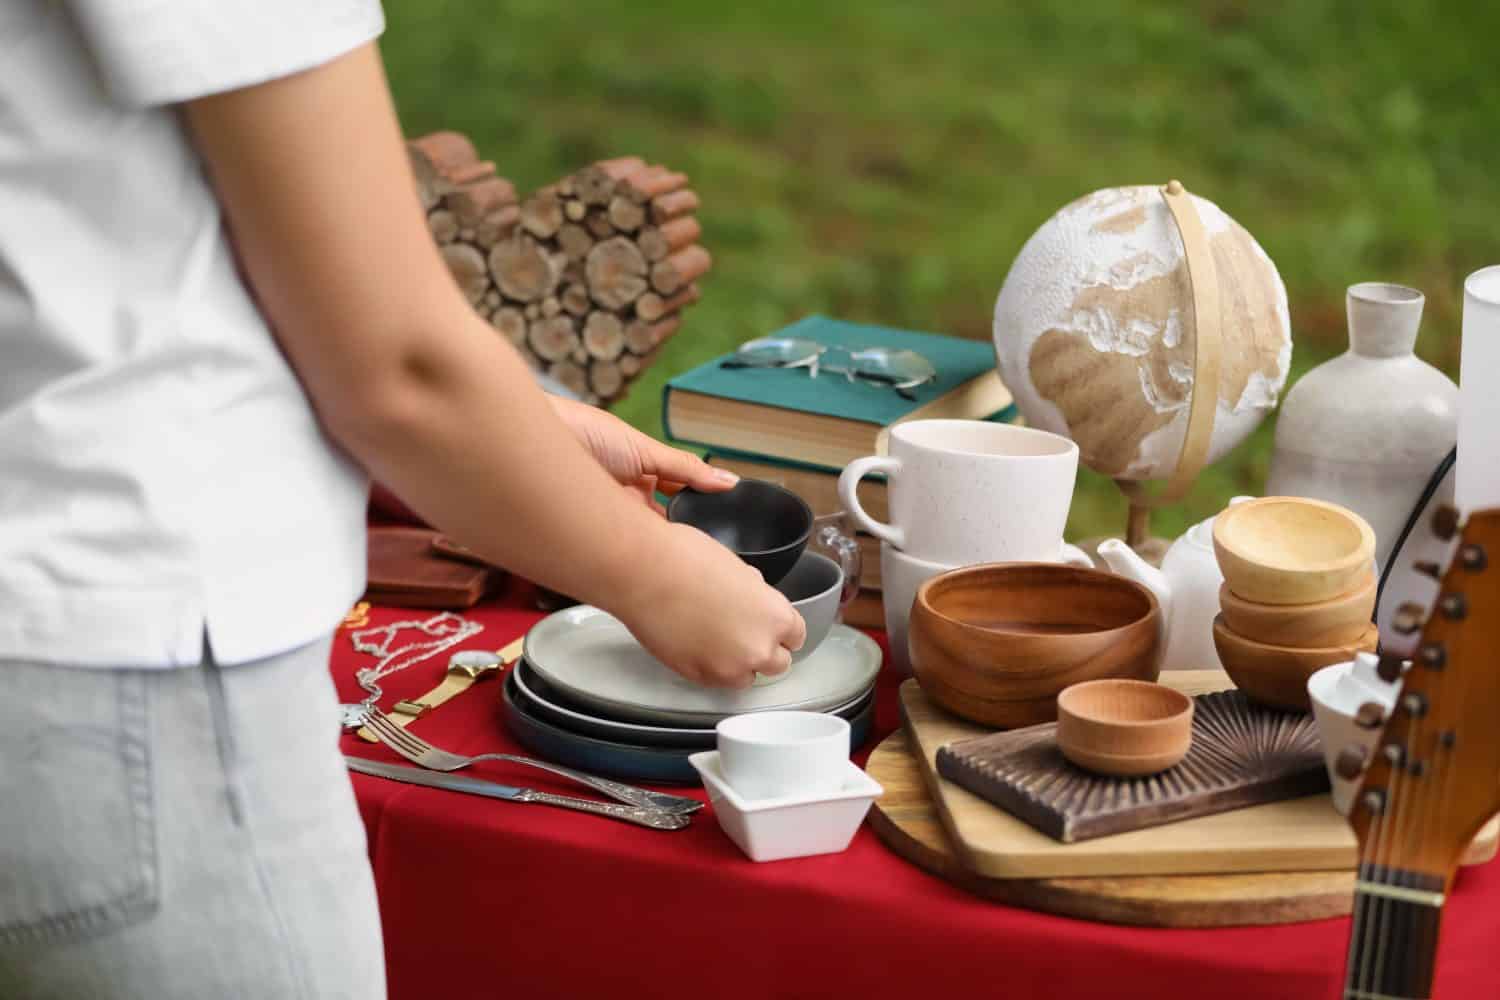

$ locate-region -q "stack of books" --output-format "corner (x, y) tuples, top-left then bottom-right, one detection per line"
(663, 315), (1017, 627)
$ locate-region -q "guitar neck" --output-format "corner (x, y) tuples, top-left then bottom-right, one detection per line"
(1343, 864), (1445, 1000)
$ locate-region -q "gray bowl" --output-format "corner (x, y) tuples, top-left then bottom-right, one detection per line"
(775, 550), (844, 661)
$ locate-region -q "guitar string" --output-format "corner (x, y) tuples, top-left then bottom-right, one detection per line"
(1357, 712), (1398, 997)
(1353, 751), (1388, 996)
(1369, 660), (1425, 996)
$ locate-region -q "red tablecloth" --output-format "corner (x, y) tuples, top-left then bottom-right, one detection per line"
(336, 580), (1500, 1000)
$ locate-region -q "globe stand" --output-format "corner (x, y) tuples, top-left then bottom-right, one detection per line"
(1108, 179), (1223, 558)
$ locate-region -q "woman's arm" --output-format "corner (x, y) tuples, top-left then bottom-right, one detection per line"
(183, 44), (802, 686)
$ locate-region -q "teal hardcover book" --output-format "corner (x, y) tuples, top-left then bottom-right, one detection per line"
(663, 315), (1016, 473)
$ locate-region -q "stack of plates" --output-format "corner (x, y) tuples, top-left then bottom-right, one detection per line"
(503, 605), (882, 784)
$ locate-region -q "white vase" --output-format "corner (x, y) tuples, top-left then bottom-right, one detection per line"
(1266, 282), (1458, 569)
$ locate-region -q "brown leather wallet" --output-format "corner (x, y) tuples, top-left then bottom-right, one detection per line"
(364, 526), (504, 609)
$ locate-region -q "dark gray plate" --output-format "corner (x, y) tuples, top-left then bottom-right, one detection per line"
(511, 659), (874, 750)
(500, 669), (876, 786)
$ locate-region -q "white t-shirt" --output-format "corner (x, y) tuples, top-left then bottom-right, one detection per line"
(0, 1), (385, 667)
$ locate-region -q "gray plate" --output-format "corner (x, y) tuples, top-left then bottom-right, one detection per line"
(522, 606), (882, 726)
(511, 659), (874, 750)
(501, 669), (876, 786)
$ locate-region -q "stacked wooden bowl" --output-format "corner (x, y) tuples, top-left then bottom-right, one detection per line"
(1210, 497), (1379, 711)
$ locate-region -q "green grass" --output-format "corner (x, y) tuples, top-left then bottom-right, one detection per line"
(382, 0), (1499, 540)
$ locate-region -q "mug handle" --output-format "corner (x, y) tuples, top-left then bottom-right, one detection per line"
(1059, 543), (1094, 568)
(838, 455), (904, 548)
(815, 522), (863, 608)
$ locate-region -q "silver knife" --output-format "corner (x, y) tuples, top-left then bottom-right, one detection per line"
(345, 756), (690, 831)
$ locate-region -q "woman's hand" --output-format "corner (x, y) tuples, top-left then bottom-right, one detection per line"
(617, 521), (806, 688)
(550, 396), (736, 510)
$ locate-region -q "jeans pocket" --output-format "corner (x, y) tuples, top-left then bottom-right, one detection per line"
(0, 665), (159, 947)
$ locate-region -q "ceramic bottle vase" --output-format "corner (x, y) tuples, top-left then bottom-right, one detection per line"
(1267, 282), (1458, 569)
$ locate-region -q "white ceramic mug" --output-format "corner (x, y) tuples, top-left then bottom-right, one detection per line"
(838, 420), (1090, 568)
(716, 711), (851, 800)
(880, 544), (958, 678)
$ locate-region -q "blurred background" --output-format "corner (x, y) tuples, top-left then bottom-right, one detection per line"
(382, 0), (1497, 541)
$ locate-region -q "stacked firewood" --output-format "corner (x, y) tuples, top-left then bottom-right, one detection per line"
(407, 132), (710, 406)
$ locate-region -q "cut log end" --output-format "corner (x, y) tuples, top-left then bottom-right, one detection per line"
(571, 165), (616, 206)
(585, 237), (649, 310)
(560, 284), (591, 317)
(606, 196), (646, 233)
(492, 307), (527, 347)
(427, 209), (459, 244)
(440, 242), (490, 304)
(520, 190), (564, 239)
(589, 361), (625, 400)
(557, 223), (594, 263)
(529, 315), (579, 363)
(582, 311), (626, 361)
(548, 359), (591, 397)
(488, 234), (560, 302)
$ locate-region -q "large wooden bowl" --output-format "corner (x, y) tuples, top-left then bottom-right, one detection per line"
(1212, 614), (1379, 712)
(1217, 571), (1376, 648)
(908, 563), (1161, 729)
(1212, 497), (1375, 606)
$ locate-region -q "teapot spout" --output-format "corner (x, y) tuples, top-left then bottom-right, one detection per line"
(1097, 538), (1173, 629)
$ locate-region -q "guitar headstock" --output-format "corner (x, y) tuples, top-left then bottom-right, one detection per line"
(1347, 505), (1500, 886)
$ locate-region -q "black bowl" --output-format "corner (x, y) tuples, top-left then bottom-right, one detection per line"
(666, 479), (813, 586)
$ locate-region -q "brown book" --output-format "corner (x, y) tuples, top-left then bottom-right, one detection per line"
(936, 690), (1328, 843)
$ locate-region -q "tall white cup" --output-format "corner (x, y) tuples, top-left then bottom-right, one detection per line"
(1458, 265), (1500, 514)
(839, 420), (1090, 567)
(880, 544), (959, 678)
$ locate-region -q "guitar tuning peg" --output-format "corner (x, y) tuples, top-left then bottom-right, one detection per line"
(1460, 544), (1488, 572)
(1355, 702), (1386, 729)
(1432, 504), (1461, 540)
(1439, 592), (1468, 620)
(1413, 560), (1444, 580)
(1375, 654), (1405, 683)
(1334, 745), (1368, 780)
(1391, 602), (1426, 635)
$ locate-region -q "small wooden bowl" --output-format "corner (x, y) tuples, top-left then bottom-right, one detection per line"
(908, 563), (1161, 729)
(1217, 571), (1376, 648)
(1212, 497), (1375, 606)
(1213, 614), (1379, 712)
(1056, 679), (1194, 777)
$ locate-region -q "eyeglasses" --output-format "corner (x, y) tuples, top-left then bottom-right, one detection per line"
(720, 337), (936, 399)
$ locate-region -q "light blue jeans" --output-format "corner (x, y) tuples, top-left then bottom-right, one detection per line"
(0, 637), (385, 999)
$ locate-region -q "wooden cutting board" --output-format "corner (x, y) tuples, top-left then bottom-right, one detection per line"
(902, 674), (1499, 880)
(938, 689), (1329, 842)
(903, 672), (1359, 879)
(866, 731), (1355, 926)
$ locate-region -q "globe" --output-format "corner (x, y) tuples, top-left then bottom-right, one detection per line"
(993, 185), (1292, 484)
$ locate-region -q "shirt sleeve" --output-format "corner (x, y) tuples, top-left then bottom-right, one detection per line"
(66, 0), (385, 107)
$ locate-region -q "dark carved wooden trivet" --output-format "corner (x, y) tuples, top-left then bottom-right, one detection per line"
(936, 690), (1330, 843)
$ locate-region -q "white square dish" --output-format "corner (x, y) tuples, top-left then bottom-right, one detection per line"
(688, 750), (883, 862)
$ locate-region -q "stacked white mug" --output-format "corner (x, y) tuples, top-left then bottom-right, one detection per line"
(838, 419), (1091, 676)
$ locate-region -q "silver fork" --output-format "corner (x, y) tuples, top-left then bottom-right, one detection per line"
(359, 707), (703, 815)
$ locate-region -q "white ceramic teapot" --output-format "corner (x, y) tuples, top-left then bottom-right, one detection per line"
(1097, 497), (1253, 671)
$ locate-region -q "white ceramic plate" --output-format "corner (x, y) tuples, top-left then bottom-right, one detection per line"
(522, 606), (883, 726)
